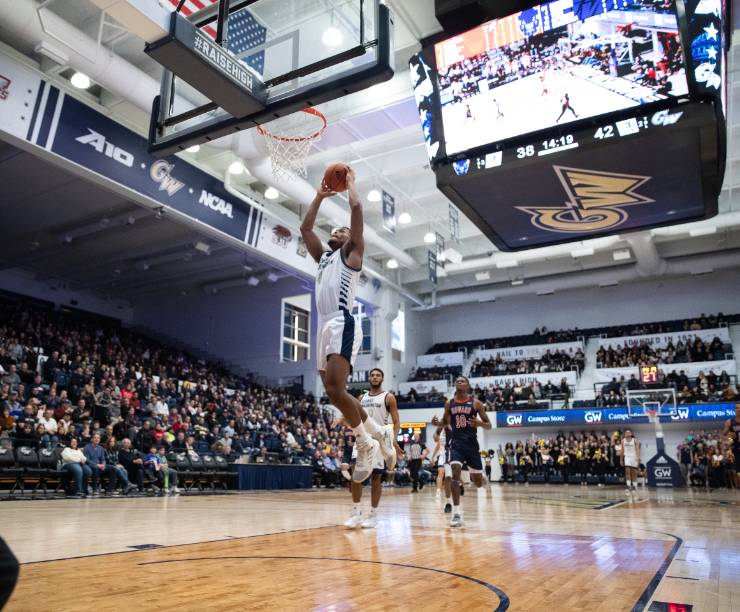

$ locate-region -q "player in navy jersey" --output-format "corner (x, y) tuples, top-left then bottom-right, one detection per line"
(436, 375), (491, 527)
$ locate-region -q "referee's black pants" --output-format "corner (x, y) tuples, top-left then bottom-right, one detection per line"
(409, 458), (422, 491)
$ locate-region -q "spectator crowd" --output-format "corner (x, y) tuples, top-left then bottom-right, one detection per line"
(597, 335), (729, 368)
(470, 348), (585, 377)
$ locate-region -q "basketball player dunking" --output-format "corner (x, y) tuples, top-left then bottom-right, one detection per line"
(620, 429), (640, 492)
(436, 375), (491, 527)
(342, 368), (401, 529)
(300, 167), (394, 482)
(722, 403), (740, 488)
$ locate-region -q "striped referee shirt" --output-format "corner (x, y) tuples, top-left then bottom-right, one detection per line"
(409, 442), (423, 460)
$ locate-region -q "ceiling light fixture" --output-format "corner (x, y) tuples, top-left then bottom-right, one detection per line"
(70, 72), (91, 89)
(511, 279), (524, 286)
(495, 259), (518, 269)
(612, 249), (631, 261)
(185, 144), (200, 153)
(398, 212), (411, 224)
(265, 186), (280, 200)
(322, 25), (343, 47)
(367, 189), (382, 202)
(423, 232), (436, 244)
(386, 258), (399, 269)
(247, 276), (260, 286)
(475, 271), (490, 281)
(228, 160), (244, 175)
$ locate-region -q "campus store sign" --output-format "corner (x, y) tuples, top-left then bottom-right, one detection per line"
(496, 404), (736, 428)
(604, 328), (730, 350)
(476, 341), (583, 362)
(594, 359), (737, 383)
(469, 370), (577, 389)
(0, 54), (309, 279)
(416, 352), (464, 368)
(398, 380), (448, 395)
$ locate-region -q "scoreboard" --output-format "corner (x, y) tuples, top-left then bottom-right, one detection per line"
(411, 0), (729, 251)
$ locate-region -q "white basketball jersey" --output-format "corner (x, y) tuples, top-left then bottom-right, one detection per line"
(315, 249), (360, 317)
(623, 438), (637, 464)
(360, 391), (389, 426)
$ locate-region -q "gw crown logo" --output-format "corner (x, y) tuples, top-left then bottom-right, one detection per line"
(516, 166), (654, 233)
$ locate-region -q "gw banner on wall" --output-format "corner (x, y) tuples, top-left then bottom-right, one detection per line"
(449, 204), (460, 242)
(477, 341), (583, 362)
(428, 250), (437, 284)
(604, 328), (730, 350)
(416, 351), (464, 368)
(594, 359), (736, 384)
(496, 403), (736, 428)
(381, 190), (396, 233)
(470, 370), (577, 390)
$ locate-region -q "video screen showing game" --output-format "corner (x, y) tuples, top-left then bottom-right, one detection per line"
(435, 0), (689, 155)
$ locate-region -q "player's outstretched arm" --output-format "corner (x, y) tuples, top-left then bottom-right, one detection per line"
(300, 184), (335, 263)
(472, 399), (492, 430)
(441, 400), (451, 428)
(343, 167), (364, 270)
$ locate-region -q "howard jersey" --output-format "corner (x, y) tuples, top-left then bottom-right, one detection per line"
(449, 396), (477, 444)
(360, 391), (389, 426)
(315, 249), (360, 317)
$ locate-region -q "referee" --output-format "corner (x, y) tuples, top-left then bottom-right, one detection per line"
(408, 434), (427, 493)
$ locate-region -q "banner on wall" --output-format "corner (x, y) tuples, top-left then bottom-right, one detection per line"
(603, 328), (730, 350)
(594, 359), (737, 383)
(381, 190), (396, 234)
(398, 380), (448, 395)
(428, 250), (437, 284)
(449, 204), (460, 243)
(469, 370), (577, 389)
(416, 351), (464, 368)
(0, 53), (350, 285)
(496, 403), (736, 428)
(476, 341), (583, 362)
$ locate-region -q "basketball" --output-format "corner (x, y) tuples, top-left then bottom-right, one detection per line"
(323, 162), (349, 192)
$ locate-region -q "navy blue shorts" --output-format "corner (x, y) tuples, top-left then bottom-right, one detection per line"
(449, 440), (482, 472)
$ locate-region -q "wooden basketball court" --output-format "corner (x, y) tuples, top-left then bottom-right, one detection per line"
(2, 486), (738, 611)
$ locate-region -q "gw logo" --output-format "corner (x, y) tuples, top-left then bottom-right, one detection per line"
(654, 468), (672, 478)
(652, 109), (683, 127)
(506, 415), (523, 426)
(76, 128), (134, 167)
(150, 160), (185, 196)
(671, 408), (690, 421)
(584, 411), (602, 423)
(516, 166), (654, 233)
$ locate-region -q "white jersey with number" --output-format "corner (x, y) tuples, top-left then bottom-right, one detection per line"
(351, 391), (389, 467)
(623, 438), (638, 468)
(315, 249), (360, 317)
(360, 391), (389, 426)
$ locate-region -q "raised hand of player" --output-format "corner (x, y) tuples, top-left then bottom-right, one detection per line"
(431, 415), (441, 426)
(345, 165), (356, 189)
(317, 180), (337, 199)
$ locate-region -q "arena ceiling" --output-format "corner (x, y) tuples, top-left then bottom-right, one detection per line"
(0, 0), (739, 307)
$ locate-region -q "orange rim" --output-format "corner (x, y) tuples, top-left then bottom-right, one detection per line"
(256, 108), (327, 142)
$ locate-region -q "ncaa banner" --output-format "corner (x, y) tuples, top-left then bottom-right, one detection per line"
(0, 52), (337, 284)
(595, 359), (736, 383)
(497, 403), (735, 428)
(476, 341), (584, 362)
(604, 328), (730, 351)
(469, 370), (577, 390)
(398, 380), (448, 395)
(416, 351), (464, 368)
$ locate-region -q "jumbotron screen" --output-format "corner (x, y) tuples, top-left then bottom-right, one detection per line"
(434, 0), (689, 155)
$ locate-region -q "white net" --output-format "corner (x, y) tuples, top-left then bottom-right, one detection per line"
(257, 109), (326, 181)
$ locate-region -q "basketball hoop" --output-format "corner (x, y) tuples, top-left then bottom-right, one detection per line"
(257, 108), (327, 181)
(646, 409), (659, 424)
